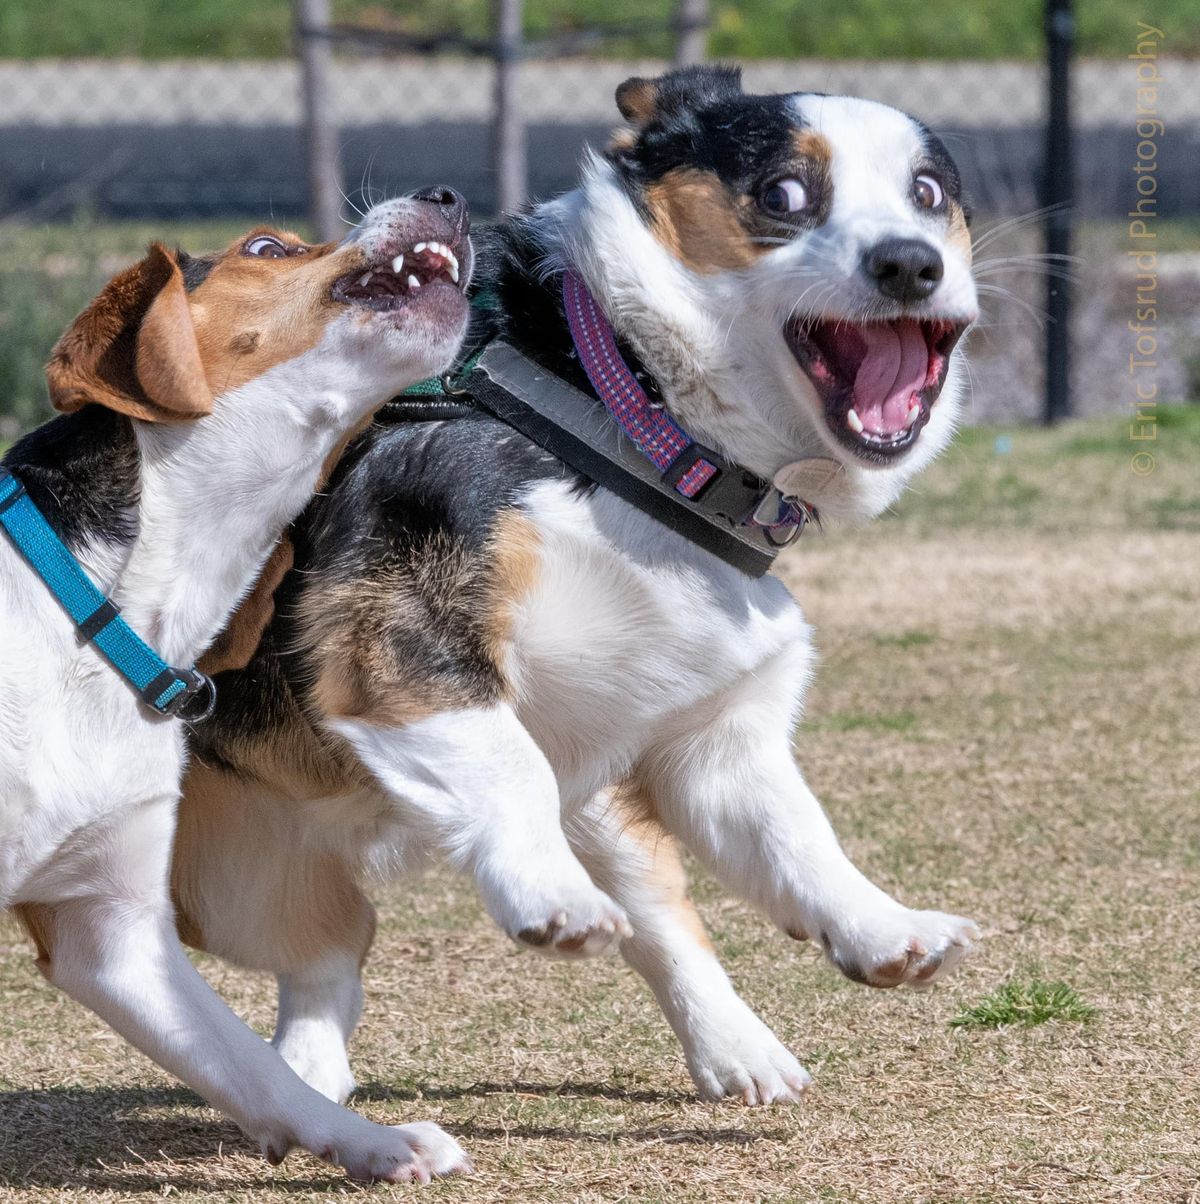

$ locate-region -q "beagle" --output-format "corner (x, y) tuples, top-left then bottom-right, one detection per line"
(174, 66), (982, 1136)
(0, 192), (473, 1181)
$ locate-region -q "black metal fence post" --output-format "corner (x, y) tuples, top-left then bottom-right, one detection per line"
(673, 0), (709, 66)
(295, 0), (343, 242)
(492, 0), (527, 215)
(1043, 0), (1074, 424)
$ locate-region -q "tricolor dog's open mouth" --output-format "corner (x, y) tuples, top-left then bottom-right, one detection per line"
(785, 316), (969, 462)
(332, 238), (467, 311)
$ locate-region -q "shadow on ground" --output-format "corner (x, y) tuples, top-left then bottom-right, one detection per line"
(0, 1080), (780, 1189)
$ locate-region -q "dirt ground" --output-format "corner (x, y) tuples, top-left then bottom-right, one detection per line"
(1, 410), (1197, 1203)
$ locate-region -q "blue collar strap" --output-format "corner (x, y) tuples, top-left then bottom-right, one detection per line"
(0, 467), (216, 722)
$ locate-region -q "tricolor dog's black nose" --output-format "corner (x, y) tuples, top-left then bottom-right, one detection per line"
(411, 185), (469, 234)
(863, 237), (944, 303)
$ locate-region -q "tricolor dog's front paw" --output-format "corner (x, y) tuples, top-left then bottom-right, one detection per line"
(509, 883), (633, 958)
(813, 905), (980, 988)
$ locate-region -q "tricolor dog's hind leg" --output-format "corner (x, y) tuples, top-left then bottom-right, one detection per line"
(566, 790), (813, 1104)
(635, 646), (979, 990)
(172, 758), (378, 1106)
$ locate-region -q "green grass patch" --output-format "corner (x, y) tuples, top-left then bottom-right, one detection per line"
(2, 0), (1187, 60)
(803, 709), (918, 733)
(950, 980), (1098, 1030)
(871, 630), (936, 649)
(863, 403), (1200, 538)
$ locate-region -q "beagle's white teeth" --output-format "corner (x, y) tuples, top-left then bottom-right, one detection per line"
(407, 274), (421, 290)
(906, 402), (921, 427)
(413, 242), (428, 254)
(391, 255), (405, 275)
(357, 273), (372, 287)
(846, 407), (864, 434)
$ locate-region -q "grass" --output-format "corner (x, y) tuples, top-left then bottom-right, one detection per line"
(2, 0), (1192, 60)
(950, 981), (1098, 1030)
(1, 407), (1198, 1200)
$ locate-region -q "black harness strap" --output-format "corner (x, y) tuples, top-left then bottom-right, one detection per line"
(463, 343), (798, 578)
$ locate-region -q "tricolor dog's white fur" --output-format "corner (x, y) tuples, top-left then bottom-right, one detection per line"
(173, 68), (983, 1129)
(0, 194), (475, 1180)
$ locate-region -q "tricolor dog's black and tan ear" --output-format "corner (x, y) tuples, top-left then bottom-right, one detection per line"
(46, 243), (213, 424)
(614, 64), (744, 130)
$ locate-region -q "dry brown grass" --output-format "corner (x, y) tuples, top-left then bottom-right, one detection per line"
(2, 412), (1198, 1202)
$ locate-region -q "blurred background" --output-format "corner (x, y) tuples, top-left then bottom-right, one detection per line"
(0, 0), (1197, 438)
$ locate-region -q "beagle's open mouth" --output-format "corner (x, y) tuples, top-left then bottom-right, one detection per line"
(333, 239), (467, 311)
(785, 317), (968, 462)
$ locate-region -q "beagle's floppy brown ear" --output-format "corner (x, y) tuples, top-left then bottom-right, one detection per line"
(46, 243), (213, 423)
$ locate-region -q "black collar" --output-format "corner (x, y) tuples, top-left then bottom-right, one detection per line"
(459, 342), (812, 577)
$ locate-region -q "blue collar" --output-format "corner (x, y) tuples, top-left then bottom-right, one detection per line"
(0, 467), (216, 722)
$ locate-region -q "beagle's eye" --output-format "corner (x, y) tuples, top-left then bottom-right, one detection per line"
(244, 235), (289, 259)
(760, 178), (810, 217)
(914, 173), (946, 211)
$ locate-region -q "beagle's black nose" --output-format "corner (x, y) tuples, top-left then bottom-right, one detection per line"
(863, 237), (944, 304)
(412, 185), (469, 233)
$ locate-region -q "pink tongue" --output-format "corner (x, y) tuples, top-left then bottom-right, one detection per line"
(852, 320), (928, 434)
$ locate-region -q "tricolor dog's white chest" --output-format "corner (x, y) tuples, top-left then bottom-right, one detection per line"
(507, 480), (810, 802)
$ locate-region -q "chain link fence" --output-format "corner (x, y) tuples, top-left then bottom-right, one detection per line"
(1, 6), (1198, 432)
(2, 55), (1196, 222)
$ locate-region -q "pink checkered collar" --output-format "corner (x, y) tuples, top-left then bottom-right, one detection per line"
(562, 271), (811, 536)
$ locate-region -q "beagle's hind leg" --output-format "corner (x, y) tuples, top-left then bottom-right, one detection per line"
(173, 759), (377, 1104)
(21, 793), (469, 1182)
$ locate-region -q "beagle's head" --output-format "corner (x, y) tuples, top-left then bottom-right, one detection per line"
(46, 189), (473, 427)
(571, 66), (978, 519)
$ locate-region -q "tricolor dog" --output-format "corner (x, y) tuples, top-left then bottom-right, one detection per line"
(175, 66), (982, 1120)
(0, 192), (474, 1180)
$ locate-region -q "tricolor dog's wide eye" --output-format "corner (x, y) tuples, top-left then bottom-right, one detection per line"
(760, 178), (810, 216)
(913, 173), (946, 211)
(244, 235), (289, 259)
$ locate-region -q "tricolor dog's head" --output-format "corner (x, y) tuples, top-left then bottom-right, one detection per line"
(46, 188), (473, 433)
(555, 66), (977, 521)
